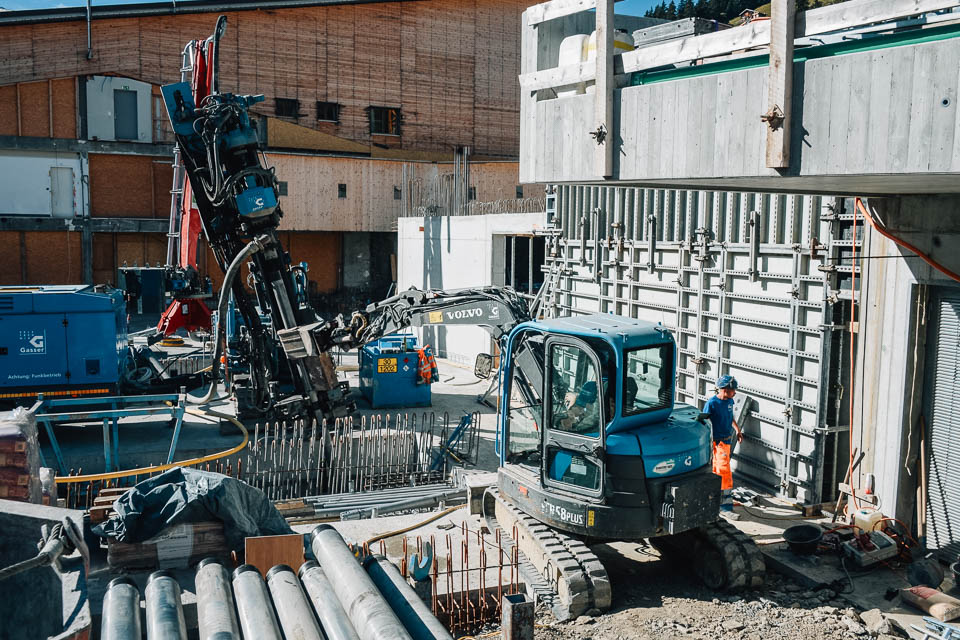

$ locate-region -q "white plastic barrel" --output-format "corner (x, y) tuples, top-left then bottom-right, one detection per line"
(556, 34), (589, 97)
(583, 29), (635, 93)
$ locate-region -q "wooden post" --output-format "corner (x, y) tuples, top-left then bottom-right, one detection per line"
(594, 0), (614, 178)
(764, 0), (795, 169)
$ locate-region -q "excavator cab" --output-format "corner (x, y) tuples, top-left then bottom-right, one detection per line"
(495, 313), (721, 541)
(488, 313), (764, 620)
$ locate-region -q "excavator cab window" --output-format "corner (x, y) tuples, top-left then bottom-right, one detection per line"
(623, 344), (673, 415)
(505, 331), (544, 465)
(550, 344), (602, 438)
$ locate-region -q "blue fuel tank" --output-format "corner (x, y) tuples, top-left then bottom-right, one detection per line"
(0, 285), (127, 401)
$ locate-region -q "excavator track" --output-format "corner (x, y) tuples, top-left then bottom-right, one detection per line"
(649, 518), (765, 590)
(483, 488), (611, 621)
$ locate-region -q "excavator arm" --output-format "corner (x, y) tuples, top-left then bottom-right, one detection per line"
(277, 286), (533, 361)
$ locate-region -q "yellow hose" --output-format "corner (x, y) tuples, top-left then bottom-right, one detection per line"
(364, 503), (466, 547)
(54, 406), (248, 484)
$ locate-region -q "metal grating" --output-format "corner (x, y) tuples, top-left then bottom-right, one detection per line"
(542, 186), (857, 505)
(925, 290), (960, 561)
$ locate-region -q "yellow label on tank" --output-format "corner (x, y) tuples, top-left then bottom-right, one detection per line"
(377, 358), (398, 373)
(428, 311), (443, 323)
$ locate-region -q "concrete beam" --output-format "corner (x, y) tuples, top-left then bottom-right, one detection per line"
(865, 196), (960, 282)
(0, 216), (168, 233)
(594, 0), (614, 179)
(0, 135), (174, 157)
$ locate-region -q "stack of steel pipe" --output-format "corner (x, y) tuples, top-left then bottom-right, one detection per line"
(99, 535), (452, 640)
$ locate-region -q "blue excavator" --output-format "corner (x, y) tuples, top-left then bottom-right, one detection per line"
(161, 15), (763, 622)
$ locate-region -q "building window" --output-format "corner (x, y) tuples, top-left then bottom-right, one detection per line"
(468, 186), (477, 201)
(114, 89), (138, 140)
(367, 106), (401, 136)
(516, 185), (524, 199)
(338, 184), (347, 199)
(316, 101), (341, 123)
(394, 186), (402, 200)
(275, 98), (302, 118)
(278, 181), (288, 196)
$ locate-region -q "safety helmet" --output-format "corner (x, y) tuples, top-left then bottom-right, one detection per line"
(716, 375), (738, 390)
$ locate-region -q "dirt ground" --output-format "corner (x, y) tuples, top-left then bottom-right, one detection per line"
(521, 541), (907, 640)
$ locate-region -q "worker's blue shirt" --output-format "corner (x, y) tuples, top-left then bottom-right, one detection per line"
(704, 395), (735, 443)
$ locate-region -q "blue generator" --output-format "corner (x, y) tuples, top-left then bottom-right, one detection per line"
(0, 285), (127, 402)
(359, 335), (431, 409)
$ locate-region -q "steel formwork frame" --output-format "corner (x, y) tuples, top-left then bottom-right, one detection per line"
(542, 186), (857, 505)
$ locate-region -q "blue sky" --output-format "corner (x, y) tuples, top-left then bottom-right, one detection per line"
(2, 0), (662, 17)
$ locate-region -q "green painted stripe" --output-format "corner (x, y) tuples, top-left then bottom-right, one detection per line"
(630, 21), (960, 86)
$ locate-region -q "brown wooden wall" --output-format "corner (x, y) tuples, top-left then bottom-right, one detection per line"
(0, 78), (76, 138)
(272, 154), (524, 232)
(0, 0), (524, 157)
(88, 154), (173, 217)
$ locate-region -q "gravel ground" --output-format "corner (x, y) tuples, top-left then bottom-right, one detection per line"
(511, 542), (909, 640)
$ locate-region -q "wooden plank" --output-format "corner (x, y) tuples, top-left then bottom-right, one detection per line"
(614, 0), (960, 76)
(765, 0), (795, 168)
(526, 0), (596, 26)
(244, 534), (305, 576)
(594, 0), (614, 178)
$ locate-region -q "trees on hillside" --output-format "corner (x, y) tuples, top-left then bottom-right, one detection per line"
(642, 0), (835, 23)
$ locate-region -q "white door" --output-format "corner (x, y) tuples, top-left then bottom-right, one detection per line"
(49, 167), (75, 217)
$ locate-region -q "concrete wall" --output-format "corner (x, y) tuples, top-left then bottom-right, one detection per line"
(0, 500), (87, 640)
(397, 212), (547, 365)
(521, 22), (960, 194)
(0, 150), (85, 217)
(855, 196), (960, 524)
(85, 75), (153, 143)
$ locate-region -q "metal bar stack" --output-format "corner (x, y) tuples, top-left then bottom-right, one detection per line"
(59, 410), (480, 508)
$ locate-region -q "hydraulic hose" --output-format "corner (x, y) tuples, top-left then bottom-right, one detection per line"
(188, 236), (265, 405)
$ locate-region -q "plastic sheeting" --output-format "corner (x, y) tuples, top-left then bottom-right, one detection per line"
(94, 467), (293, 549)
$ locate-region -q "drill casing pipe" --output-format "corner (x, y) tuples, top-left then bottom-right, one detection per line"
(231, 564), (283, 640)
(299, 560), (361, 640)
(311, 525), (413, 640)
(145, 570), (187, 640)
(265, 564), (325, 640)
(195, 558), (241, 640)
(363, 555), (453, 640)
(101, 576), (142, 640)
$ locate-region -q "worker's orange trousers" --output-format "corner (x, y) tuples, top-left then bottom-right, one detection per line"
(712, 440), (733, 490)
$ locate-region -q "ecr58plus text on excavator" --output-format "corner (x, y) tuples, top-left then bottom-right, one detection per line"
(161, 15), (764, 622)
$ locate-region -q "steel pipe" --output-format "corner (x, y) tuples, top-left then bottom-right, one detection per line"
(299, 560), (361, 640)
(195, 558), (240, 640)
(101, 576), (142, 640)
(144, 571), (187, 640)
(265, 564), (324, 640)
(363, 555), (452, 640)
(311, 525), (413, 640)
(232, 565), (283, 640)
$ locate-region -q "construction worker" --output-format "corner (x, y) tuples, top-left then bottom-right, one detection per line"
(704, 375), (743, 518)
